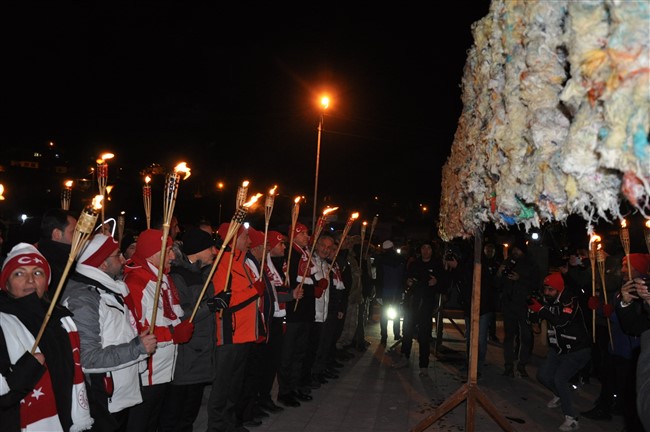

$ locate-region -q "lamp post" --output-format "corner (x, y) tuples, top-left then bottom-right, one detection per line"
(217, 181), (224, 224)
(312, 95), (330, 233)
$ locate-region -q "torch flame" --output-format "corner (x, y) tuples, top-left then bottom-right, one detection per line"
(0, 184), (4, 200)
(145, 176), (151, 184)
(503, 243), (509, 248)
(646, 220), (650, 229)
(363, 221), (367, 227)
(174, 162), (191, 180)
(92, 195), (104, 210)
(621, 219), (627, 228)
(294, 196), (301, 204)
(97, 153), (114, 164)
(269, 185), (277, 195)
(64, 180), (73, 188)
(351, 212), (359, 220)
(323, 207), (339, 216)
(243, 193), (263, 207)
(242, 180), (249, 188)
(589, 234), (601, 246)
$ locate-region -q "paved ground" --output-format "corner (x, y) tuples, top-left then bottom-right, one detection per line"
(193, 317), (625, 431)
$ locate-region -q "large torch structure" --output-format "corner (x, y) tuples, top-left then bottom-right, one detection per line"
(294, 206), (338, 311)
(364, 215), (378, 258)
(259, 186), (277, 276)
(589, 234), (601, 342)
(149, 163), (191, 334)
(143, 175), (152, 230)
(329, 212), (359, 271)
(285, 196), (301, 287)
(620, 219), (632, 280)
(596, 248), (614, 350)
(96, 153), (114, 226)
(117, 211), (126, 246)
(32, 195), (102, 353)
(189, 193), (262, 322)
(223, 181), (250, 291)
(359, 221), (368, 262)
(61, 180), (73, 210)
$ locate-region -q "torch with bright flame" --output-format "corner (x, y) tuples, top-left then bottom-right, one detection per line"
(645, 220), (650, 255)
(284, 196), (301, 287)
(359, 221), (368, 262)
(259, 186), (277, 277)
(117, 211), (125, 246)
(588, 234), (601, 343)
(143, 176), (152, 229)
(190, 193), (262, 321)
(329, 212), (359, 272)
(620, 219), (632, 280)
(61, 180), (73, 210)
(596, 248), (614, 350)
(31, 196), (102, 353)
(236, 180), (250, 208)
(96, 153), (114, 225)
(294, 206), (338, 311)
(149, 162), (191, 333)
(503, 243), (509, 260)
(365, 215), (379, 258)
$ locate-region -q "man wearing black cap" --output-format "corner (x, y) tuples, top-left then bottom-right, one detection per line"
(160, 227), (217, 431)
(496, 238), (537, 378)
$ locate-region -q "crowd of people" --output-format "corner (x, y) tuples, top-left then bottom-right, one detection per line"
(3, 207), (650, 432)
(0, 209), (378, 432)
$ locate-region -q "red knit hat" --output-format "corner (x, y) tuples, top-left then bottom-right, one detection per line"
(248, 227), (265, 249)
(133, 229), (171, 260)
(78, 234), (119, 268)
(623, 253), (650, 275)
(267, 231), (285, 249)
(1, 243), (51, 290)
(293, 223), (309, 237)
(216, 223), (246, 241)
(543, 272), (564, 293)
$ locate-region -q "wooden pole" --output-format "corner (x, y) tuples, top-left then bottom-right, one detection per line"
(411, 228), (516, 432)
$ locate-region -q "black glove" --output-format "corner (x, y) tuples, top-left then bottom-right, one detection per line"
(207, 291), (231, 312)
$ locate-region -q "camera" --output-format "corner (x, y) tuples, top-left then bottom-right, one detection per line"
(502, 257), (517, 275)
(444, 250), (457, 261)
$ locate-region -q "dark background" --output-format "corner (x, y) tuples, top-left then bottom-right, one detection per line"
(0, 1), (639, 263)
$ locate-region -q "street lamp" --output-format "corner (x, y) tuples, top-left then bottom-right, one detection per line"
(217, 181), (224, 224)
(312, 95), (330, 232)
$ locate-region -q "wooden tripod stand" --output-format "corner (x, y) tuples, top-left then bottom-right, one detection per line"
(410, 231), (516, 432)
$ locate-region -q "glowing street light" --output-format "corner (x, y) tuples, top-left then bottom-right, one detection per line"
(312, 95), (330, 232)
(217, 181), (225, 224)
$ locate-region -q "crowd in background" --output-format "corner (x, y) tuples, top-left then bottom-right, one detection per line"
(2, 208), (650, 432)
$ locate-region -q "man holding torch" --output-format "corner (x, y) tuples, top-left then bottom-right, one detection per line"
(122, 229), (194, 432)
(63, 233), (157, 430)
(205, 222), (264, 432)
(277, 222), (314, 407)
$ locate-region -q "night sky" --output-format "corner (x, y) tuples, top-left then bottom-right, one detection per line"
(2, 2), (492, 228)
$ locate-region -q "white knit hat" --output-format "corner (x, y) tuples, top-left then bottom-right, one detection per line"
(78, 234), (119, 268)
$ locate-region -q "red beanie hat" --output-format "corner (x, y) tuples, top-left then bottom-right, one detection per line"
(267, 231), (285, 249)
(293, 223), (309, 237)
(1, 243), (51, 290)
(543, 272), (564, 293)
(248, 227), (265, 249)
(216, 223), (246, 242)
(133, 229), (171, 260)
(623, 253), (650, 275)
(78, 234), (119, 268)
